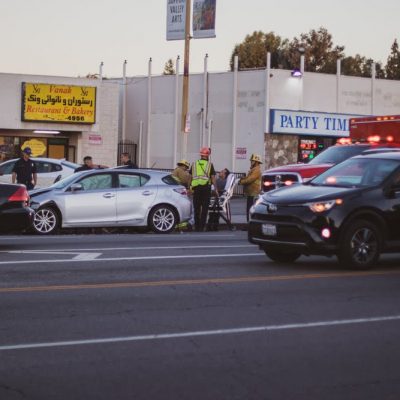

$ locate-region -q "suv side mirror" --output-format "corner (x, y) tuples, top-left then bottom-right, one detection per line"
(70, 183), (83, 192)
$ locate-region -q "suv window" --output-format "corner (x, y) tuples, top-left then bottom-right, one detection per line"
(118, 173), (149, 188)
(35, 161), (62, 173)
(79, 174), (113, 191)
(0, 160), (16, 175)
(309, 145), (371, 165)
(162, 174), (180, 185)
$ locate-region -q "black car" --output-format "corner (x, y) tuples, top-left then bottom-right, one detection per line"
(249, 152), (400, 269)
(0, 184), (34, 233)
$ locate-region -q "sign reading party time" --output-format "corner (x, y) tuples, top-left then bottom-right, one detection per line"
(21, 83), (96, 124)
(270, 110), (360, 137)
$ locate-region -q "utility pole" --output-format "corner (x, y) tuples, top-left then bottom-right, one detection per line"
(181, 0), (191, 158)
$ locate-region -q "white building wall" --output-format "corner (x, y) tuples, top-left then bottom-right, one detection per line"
(125, 68), (400, 172)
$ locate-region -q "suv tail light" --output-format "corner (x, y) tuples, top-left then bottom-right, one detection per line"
(173, 187), (188, 196)
(8, 187), (30, 205)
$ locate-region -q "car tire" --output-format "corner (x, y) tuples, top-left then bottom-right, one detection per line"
(338, 219), (380, 270)
(148, 205), (177, 234)
(264, 249), (301, 263)
(33, 207), (60, 235)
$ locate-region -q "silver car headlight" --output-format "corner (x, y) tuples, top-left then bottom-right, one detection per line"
(307, 199), (343, 213)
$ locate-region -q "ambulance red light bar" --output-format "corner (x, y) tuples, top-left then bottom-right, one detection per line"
(368, 135), (381, 143)
(336, 138), (352, 145)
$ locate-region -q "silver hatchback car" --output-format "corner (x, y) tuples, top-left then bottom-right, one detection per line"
(29, 169), (191, 234)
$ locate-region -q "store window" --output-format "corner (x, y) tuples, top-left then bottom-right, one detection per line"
(0, 137), (20, 162)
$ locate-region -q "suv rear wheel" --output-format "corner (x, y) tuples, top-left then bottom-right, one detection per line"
(338, 220), (380, 270)
(148, 205), (177, 234)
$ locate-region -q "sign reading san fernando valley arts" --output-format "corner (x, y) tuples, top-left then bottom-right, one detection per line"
(270, 110), (360, 137)
(21, 83), (96, 124)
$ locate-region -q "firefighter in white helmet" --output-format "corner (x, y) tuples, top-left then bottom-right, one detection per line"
(239, 153), (263, 222)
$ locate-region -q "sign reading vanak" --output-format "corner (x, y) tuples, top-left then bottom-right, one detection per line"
(21, 83), (96, 124)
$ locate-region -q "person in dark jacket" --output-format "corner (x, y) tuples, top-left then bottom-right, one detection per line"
(74, 156), (107, 172)
(120, 152), (138, 168)
(12, 147), (37, 190)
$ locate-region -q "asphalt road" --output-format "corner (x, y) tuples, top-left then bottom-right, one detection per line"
(1, 232), (400, 400)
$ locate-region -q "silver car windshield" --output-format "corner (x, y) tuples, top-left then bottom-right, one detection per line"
(311, 158), (400, 188)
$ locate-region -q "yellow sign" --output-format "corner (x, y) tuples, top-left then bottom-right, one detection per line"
(21, 83), (96, 124)
(22, 139), (47, 157)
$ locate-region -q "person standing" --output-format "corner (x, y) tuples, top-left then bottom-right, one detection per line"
(239, 154), (263, 221)
(190, 147), (218, 232)
(11, 147), (37, 190)
(120, 152), (138, 168)
(172, 159), (191, 188)
(74, 156), (107, 172)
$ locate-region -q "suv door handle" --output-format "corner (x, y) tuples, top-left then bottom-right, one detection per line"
(103, 193), (116, 198)
(142, 191), (154, 196)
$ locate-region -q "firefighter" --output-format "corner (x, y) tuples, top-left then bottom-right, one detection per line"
(190, 147), (218, 232)
(172, 159), (191, 189)
(239, 153), (263, 221)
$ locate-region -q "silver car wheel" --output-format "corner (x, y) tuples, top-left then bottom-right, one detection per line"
(150, 206), (176, 233)
(33, 208), (58, 234)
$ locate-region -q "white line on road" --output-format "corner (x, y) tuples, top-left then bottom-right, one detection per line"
(1, 315), (399, 351)
(0, 253), (263, 265)
(73, 253), (102, 261)
(1, 245), (254, 253)
(7, 251), (102, 261)
(0, 233), (237, 241)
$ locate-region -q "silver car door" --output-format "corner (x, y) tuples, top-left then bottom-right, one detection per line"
(116, 173), (157, 224)
(63, 172), (116, 225)
(0, 160), (16, 184)
(35, 161), (60, 188)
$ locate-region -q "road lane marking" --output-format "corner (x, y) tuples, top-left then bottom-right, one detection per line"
(0, 252), (263, 266)
(1, 245), (253, 253)
(8, 251), (102, 261)
(1, 269), (400, 294)
(73, 253), (102, 261)
(1, 314), (400, 351)
(0, 233), (237, 241)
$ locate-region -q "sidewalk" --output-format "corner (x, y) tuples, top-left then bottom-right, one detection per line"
(219, 196), (248, 230)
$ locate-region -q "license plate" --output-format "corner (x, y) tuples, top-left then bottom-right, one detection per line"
(262, 223), (277, 236)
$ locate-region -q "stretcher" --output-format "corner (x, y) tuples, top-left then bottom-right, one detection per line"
(207, 174), (239, 231)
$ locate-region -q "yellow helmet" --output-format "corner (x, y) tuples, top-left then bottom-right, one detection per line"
(177, 159), (190, 168)
(250, 154), (263, 164)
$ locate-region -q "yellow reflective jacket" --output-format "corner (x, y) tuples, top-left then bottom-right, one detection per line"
(191, 159), (212, 188)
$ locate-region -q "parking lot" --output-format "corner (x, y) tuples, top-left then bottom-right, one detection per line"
(1, 231), (400, 399)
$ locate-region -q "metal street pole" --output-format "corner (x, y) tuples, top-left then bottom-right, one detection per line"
(181, 0), (191, 158)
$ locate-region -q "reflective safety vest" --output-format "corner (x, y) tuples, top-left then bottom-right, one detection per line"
(191, 159), (212, 188)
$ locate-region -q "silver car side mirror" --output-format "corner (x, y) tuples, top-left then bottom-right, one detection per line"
(70, 183), (83, 192)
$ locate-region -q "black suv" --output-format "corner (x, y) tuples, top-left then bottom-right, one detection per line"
(248, 152), (400, 269)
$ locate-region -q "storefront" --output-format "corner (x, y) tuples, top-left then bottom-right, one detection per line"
(0, 73), (119, 167)
(267, 109), (360, 167)
(0, 132), (76, 162)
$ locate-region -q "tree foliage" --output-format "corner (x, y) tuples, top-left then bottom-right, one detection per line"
(386, 39), (400, 80)
(230, 27), (399, 80)
(230, 31), (290, 71)
(163, 59), (176, 75)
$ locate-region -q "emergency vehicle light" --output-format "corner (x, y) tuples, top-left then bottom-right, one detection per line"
(367, 135), (381, 143)
(337, 138), (352, 145)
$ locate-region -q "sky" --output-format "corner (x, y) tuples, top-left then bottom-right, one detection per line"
(1, 0), (399, 78)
